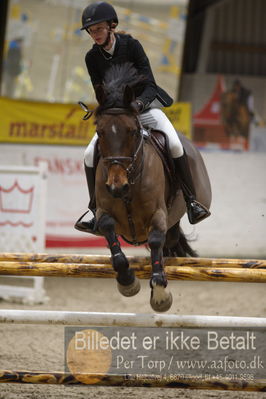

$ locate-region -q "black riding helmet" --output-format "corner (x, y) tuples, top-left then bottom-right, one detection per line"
(81, 2), (118, 30)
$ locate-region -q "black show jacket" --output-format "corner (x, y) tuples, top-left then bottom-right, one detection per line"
(85, 33), (173, 110)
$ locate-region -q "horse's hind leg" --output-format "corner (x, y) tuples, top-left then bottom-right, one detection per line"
(148, 211), (172, 312)
(97, 213), (140, 297)
(163, 222), (197, 257)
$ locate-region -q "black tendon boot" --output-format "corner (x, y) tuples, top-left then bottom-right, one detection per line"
(173, 153), (210, 224)
(74, 164), (98, 234)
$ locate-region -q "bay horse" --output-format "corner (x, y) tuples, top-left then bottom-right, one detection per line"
(220, 90), (251, 148)
(89, 63), (211, 312)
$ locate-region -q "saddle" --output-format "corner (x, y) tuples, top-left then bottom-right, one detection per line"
(147, 129), (177, 204)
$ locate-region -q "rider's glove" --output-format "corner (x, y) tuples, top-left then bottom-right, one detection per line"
(131, 99), (144, 113)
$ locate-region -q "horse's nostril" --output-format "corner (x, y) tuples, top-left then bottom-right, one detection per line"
(105, 182), (129, 198)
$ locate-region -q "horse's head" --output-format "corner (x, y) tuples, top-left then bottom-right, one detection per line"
(95, 83), (143, 198)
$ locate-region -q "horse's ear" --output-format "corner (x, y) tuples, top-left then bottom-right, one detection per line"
(123, 85), (134, 107)
(95, 85), (106, 105)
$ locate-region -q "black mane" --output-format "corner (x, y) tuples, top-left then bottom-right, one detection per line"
(99, 62), (143, 109)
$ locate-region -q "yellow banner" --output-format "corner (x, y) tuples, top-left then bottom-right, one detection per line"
(164, 102), (191, 139)
(0, 97), (95, 146)
(0, 97), (191, 145)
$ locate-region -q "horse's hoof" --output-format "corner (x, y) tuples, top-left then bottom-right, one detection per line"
(150, 286), (173, 312)
(117, 277), (141, 297)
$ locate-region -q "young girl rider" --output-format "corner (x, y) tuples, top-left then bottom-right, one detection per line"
(75, 1), (210, 234)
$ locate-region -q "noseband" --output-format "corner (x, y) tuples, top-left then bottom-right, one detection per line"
(100, 108), (144, 184)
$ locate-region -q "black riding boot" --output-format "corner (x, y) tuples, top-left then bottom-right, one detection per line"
(173, 153), (210, 224)
(74, 164), (98, 234)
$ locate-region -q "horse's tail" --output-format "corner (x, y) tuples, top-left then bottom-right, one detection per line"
(163, 222), (197, 257)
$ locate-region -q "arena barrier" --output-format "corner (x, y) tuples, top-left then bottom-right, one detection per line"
(0, 311), (266, 390)
(1, 253), (266, 390)
(0, 253), (266, 282)
(0, 370), (266, 391)
(1, 309), (266, 327)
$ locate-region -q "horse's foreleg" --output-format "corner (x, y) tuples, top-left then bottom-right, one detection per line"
(97, 213), (140, 297)
(148, 210), (172, 312)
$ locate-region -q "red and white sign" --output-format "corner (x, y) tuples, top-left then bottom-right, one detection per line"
(193, 76), (229, 149)
(0, 144), (106, 247)
(0, 165), (46, 248)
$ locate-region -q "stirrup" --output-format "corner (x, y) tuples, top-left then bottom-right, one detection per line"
(74, 210), (101, 235)
(187, 200), (211, 225)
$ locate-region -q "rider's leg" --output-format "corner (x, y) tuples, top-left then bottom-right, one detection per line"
(74, 134), (98, 233)
(139, 108), (210, 224)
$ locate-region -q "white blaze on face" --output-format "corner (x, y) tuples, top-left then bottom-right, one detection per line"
(111, 124), (117, 134)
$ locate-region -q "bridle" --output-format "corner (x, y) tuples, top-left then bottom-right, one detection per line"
(99, 107), (145, 245)
(99, 107), (144, 185)
(91, 106), (145, 245)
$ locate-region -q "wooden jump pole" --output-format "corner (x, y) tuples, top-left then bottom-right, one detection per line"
(0, 261), (266, 282)
(0, 370), (265, 391)
(1, 310), (266, 327)
(0, 253), (265, 269)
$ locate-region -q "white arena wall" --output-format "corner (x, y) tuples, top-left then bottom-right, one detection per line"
(183, 151), (266, 258)
(0, 143), (265, 258)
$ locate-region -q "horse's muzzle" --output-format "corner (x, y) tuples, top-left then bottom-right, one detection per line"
(105, 183), (129, 198)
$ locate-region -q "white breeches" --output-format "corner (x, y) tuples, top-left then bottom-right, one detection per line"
(140, 108), (184, 157)
(84, 134), (98, 167)
(84, 108), (183, 167)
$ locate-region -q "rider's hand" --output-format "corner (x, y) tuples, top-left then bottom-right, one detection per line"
(131, 99), (144, 113)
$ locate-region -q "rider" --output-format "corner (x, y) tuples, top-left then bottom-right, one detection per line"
(75, 1), (210, 233)
(232, 79), (255, 119)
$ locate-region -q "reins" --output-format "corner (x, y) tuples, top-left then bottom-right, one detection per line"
(79, 103), (145, 245)
(100, 107), (145, 245)
(100, 107), (144, 185)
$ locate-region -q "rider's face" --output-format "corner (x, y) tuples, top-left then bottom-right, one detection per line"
(87, 22), (109, 45)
